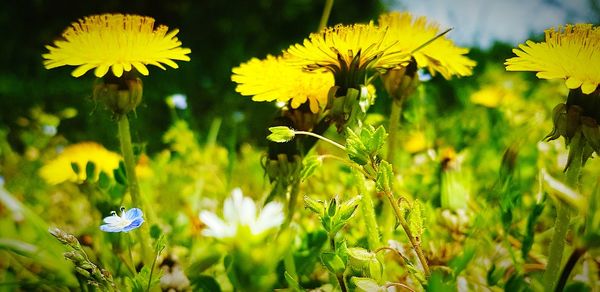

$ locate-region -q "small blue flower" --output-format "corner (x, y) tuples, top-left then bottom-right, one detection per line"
(100, 207), (144, 232)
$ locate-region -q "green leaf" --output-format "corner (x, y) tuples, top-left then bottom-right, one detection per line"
(190, 275), (222, 292)
(352, 277), (385, 292)
(346, 128), (369, 166)
(542, 169), (586, 212)
(522, 200), (545, 260)
(85, 161), (96, 182)
(321, 252), (346, 274)
(449, 245), (475, 276)
(70, 162), (80, 175)
(407, 199), (425, 239)
(97, 171), (111, 189)
(366, 125), (387, 155)
(284, 271), (303, 291)
(300, 155), (322, 181)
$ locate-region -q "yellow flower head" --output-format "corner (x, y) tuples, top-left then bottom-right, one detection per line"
(43, 14), (191, 78)
(232, 55), (333, 113)
(285, 23), (411, 90)
(39, 142), (121, 185)
(378, 12), (476, 79)
(505, 24), (600, 94)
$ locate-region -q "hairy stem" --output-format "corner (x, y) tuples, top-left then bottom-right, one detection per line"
(543, 135), (583, 291)
(353, 169), (380, 250)
(386, 100), (403, 166)
(385, 191), (430, 276)
(118, 115), (141, 206)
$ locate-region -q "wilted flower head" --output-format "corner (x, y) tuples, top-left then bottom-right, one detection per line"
(505, 24), (600, 94)
(100, 207), (144, 233)
(43, 13), (191, 78)
(39, 142), (121, 185)
(199, 188), (284, 240)
(232, 55), (333, 113)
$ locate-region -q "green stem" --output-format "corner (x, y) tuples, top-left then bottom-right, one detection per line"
(318, 0), (334, 31)
(286, 181), (300, 225)
(384, 191), (430, 277)
(294, 131), (346, 151)
(387, 99), (403, 166)
(117, 114), (151, 266)
(117, 115), (141, 207)
(353, 169), (380, 250)
(542, 135), (583, 291)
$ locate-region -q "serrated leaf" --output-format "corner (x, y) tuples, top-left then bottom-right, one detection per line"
(367, 125), (387, 155)
(375, 160), (393, 193)
(407, 200), (424, 239)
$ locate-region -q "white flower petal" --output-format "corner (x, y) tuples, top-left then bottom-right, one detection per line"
(199, 211), (231, 238)
(252, 202), (284, 234)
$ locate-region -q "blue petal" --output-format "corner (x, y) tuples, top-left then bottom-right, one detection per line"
(100, 224), (124, 232)
(122, 218), (144, 232)
(124, 208), (144, 221)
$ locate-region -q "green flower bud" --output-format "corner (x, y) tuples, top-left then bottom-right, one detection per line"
(267, 126), (296, 143)
(304, 195), (325, 215)
(93, 72), (143, 117)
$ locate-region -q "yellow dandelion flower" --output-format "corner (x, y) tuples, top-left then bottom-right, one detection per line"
(378, 12), (476, 79)
(232, 55), (333, 113)
(285, 23), (411, 90)
(43, 14), (191, 78)
(39, 142), (121, 185)
(505, 24), (600, 94)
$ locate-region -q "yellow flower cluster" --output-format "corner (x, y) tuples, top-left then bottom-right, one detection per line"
(39, 142), (121, 185)
(232, 11), (475, 111)
(43, 14), (191, 78)
(506, 24), (600, 94)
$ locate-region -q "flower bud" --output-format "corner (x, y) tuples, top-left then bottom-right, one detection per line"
(93, 72), (143, 116)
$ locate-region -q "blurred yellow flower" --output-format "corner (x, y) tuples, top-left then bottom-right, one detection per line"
(404, 131), (427, 153)
(135, 154), (154, 180)
(40, 142), (121, 185)
(505, 24), (600, 94)
(43, 14), (191, 78)
(470, 85), (517, 108)
(232, 55), (333, 113)
(285, 23), (411, 89)
(378, 12), (476, 79)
